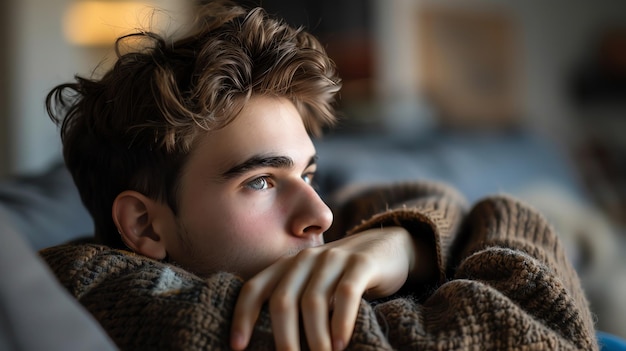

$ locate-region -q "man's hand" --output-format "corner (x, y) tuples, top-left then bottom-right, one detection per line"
(230, 226), (424, 351)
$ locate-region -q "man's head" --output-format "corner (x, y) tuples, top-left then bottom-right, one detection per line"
(46, 1), (341, 278)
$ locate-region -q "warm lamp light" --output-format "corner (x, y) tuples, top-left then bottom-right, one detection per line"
(63, 1), (159, 46)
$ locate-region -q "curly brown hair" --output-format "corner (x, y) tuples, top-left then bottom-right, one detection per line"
(46, 1), (341, 248)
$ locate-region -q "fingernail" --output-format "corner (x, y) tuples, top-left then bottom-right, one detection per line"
(333, 339), (345, 351)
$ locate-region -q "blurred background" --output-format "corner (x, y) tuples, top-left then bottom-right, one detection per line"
(0, 0), (625, 338)
(1, 0), (625, 221)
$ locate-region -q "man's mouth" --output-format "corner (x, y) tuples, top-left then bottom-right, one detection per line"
(284, 239), (323, 257)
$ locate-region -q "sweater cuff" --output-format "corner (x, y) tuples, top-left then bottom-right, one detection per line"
(346, 207), (444, 296)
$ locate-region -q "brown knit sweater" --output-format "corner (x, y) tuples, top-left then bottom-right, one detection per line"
(40, 181), (598, 350)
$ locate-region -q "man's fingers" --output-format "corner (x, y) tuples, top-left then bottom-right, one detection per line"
(330, 258), (371, 350)
(231, 243), (379, 351)
(230, 263), (286, 350)
(269, 249), (317, 350)
(300, 249), (345, 350)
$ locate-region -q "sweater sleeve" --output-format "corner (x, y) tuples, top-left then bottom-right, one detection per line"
(444, 195), (598, 350)
(327, 181), (469, 291)
(39, 244), (276, 351)
(328, 182), (598, 350)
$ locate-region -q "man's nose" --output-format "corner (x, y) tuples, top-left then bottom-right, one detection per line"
(287, 181), (333, 238)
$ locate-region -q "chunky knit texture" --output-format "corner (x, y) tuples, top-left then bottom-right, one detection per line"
(40, 181), (598, 350)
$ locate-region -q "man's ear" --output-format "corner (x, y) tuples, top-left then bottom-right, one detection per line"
(112, 190), (169, 260)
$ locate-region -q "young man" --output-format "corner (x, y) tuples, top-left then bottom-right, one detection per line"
(42, 1), (598, 350)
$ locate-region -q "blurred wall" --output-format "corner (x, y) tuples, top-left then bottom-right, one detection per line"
(0, 0), (9, 176)
(373, 0), (626, 142)
(512, 0), (626, 142)
(0, 0), (190, 178)
(1, 0), (88, 178)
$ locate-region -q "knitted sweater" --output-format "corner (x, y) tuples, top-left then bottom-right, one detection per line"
(40, 181), (598, 350)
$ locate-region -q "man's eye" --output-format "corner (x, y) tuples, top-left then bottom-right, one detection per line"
(246, 177), (269, 190)
(302, 172), (315, 185)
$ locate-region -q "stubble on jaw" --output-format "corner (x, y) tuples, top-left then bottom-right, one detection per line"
(171, 215), (327, 279)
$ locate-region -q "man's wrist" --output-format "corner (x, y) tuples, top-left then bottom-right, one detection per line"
(388, 226), (437, 285)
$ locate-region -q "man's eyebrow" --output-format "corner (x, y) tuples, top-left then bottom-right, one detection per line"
(220, 154), (318, 180)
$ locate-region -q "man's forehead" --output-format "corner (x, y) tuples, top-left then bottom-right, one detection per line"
(186, 96), (316, 177)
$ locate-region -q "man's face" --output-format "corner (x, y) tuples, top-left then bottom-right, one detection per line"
(161, 96), (333, 279)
